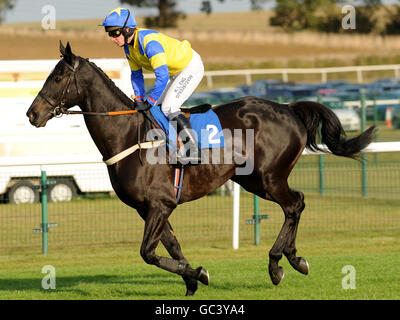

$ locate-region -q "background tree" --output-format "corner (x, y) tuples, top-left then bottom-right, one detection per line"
(249, 0), (268, 10)
(120, 0), (395, 34)
(201, 0), (268, 15)
(270, 0), (334, 32)
(121, 0), (268, 23)
(317, 0), (400, 34)
(271, 0), (385, 34)
(345, 0), (381, 34)
(0, 0), (16, 24)
(382, 4), (400, 35)
(120, 0), (185, 28)
(200, 1), (213, 15)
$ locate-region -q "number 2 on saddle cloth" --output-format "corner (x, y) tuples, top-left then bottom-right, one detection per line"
(146, 104), (225, 202)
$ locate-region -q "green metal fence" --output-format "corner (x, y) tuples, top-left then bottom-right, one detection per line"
(1, 153), (399, 253)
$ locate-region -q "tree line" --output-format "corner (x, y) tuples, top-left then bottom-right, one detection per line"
(270, 0), (400, 35)
(120, 0), (400, 35)
(1, 0), (400, 35)
(118, 0), (270, 28)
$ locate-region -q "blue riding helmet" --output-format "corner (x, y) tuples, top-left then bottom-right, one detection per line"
(100, 8), (137, 29)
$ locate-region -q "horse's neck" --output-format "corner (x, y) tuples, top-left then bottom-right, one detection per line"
(80, 82), (140, 161)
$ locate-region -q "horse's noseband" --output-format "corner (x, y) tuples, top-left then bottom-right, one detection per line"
(39, 58), (80, 117)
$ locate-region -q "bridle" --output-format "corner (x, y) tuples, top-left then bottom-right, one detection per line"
(39, 58), (81, 118)
(39, 57), (139, 117)
(35, 55), (165, 166)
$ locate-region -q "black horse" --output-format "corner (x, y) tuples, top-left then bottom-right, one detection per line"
(27, 42), (375, 296)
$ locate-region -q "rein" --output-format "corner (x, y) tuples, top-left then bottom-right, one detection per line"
(58, 106), (165, 167)
(50, 106), (138, 118)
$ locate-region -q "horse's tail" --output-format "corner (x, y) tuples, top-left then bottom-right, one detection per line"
(290, 101), (375, 159)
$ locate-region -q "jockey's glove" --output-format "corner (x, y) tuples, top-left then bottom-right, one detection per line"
(135, 100), (152, 111)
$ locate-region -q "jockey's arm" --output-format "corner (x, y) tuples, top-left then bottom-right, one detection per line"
(125, 46), (146, 101)
(145, 41), (169, 107)
(130, 69), (145, 101)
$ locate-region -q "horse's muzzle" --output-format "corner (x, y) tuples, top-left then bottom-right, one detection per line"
(27, 95), (53, 127)
(26, 110), (37, 123)
(26, 108), (51, 128)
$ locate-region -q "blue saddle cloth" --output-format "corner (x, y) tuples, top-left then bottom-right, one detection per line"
(149, 106), (224, 149)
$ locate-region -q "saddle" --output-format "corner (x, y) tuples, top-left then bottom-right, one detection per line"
(142, 103), (218, 203)
(143, 103), (212, 132)
(180, 104), (212, 115)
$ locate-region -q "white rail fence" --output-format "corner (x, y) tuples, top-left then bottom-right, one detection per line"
(1, 59), (400, 248)
(0, 58), (133, 95)
(1, 59), (400, 91)
(204, 64), (400, 87)
(1, 142), (398, 249)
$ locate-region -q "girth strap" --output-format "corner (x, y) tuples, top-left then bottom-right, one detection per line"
(104, 140), (165, 166)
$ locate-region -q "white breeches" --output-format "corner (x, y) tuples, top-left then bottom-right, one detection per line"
(157, 50), (204, 119)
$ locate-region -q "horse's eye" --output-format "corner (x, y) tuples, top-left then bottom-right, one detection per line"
(55, 76), (62, 83)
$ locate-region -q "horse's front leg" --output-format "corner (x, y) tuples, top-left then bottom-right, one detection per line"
(140, 203), (209, 292)
(161, 221), (198, 296)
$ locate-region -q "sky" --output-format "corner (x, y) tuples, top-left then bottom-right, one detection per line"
(3, 0), (275, 23)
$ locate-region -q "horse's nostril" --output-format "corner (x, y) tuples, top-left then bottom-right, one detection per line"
(28, 111), (37, 121)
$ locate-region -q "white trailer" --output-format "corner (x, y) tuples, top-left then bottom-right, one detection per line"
(0, 59), (134, 204)
(0, 97), (113, 203)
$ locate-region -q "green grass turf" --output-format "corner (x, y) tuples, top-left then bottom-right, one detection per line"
(0, 230), (398, 300)
(0, 121), (398, 300)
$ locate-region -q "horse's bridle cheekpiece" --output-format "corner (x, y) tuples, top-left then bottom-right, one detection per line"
(39, 58), (80, 118)
(39, 57), (139, 118)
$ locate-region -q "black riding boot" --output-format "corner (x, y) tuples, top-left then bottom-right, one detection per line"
(171, 113), (201, 165)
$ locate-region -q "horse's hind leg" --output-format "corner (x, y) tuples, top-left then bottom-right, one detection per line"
(282, 190), (309, 276)
(266, 180), (308, 285)
(160, 221), (198, 296)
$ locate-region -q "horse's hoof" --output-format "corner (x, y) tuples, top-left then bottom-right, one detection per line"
(269, 266), (284, 286)
(184, 279), (198, 296)
(185, 289), (195, 296)
(196, 267), (209, 286)
(296, 257), (309, 275)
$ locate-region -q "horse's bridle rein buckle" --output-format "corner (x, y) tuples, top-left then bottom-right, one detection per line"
(50, 106), (64, 118)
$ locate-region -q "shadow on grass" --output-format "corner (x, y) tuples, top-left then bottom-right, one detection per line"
(0, 273), (277, 299)
(0, 272), (184, 298)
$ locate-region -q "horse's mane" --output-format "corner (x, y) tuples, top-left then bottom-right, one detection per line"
(81, 56), (136, 109)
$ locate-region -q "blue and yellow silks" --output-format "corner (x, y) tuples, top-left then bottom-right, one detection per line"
(124, 28), (193, 105)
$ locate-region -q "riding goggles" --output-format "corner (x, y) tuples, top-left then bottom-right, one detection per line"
(108, 28), (123, 38)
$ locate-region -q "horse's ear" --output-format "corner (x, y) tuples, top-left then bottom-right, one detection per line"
(60, 41), (75, 65)
(65, 41), (72, 56)
(59, 40), (66, 57)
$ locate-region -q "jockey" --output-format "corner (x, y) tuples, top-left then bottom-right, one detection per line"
(100, 7), (204, 164)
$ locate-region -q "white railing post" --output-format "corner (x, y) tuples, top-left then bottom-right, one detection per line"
(206, 74), (213, 89)
(232, 181), (240, 250)
(321, 71), (327, 83)
(282, 70), (288, 82)
(395, 67), (400, 79)
(245, 73), (252, 86)
(120, 61), (132, 96)
(357, 69), (363, 83)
